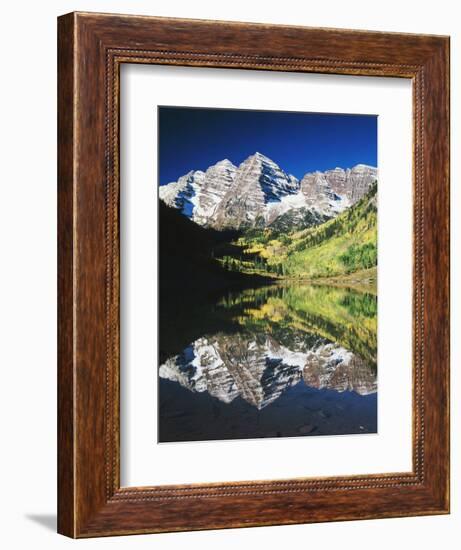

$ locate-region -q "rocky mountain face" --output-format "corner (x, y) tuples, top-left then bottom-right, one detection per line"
(159, 332), (377, 410)
(159, 152), (377, 230)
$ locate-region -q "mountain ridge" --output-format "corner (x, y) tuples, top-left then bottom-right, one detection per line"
(159, 152), (377, 231)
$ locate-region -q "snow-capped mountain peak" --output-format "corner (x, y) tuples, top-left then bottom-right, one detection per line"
(159, 152), (377, 230)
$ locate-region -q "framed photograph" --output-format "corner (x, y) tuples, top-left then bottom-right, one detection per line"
(58, 12), (450, 537)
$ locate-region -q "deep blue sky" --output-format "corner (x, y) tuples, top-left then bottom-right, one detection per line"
(158, 106), (377, 185)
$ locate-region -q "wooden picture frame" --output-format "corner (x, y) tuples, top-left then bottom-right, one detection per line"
(57, 11), (450, 538)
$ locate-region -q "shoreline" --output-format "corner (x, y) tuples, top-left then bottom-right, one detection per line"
(230, 267), (378, 294)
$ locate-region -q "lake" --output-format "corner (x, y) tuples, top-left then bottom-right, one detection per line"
(158, 283), (377, 443)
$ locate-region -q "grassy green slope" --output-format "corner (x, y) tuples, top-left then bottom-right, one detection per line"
(228, 182), (377, 281)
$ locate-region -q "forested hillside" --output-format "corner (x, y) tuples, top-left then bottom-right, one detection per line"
(217, 182), (377, 283)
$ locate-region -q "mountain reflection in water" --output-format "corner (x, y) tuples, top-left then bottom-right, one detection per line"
(158, 284), (377, 442)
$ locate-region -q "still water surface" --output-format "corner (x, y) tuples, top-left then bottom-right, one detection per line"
(158, 284), (377, 442)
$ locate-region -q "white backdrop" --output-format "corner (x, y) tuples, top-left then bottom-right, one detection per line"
(120, 65), (412, 486)
(0, 1), (457, 549)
